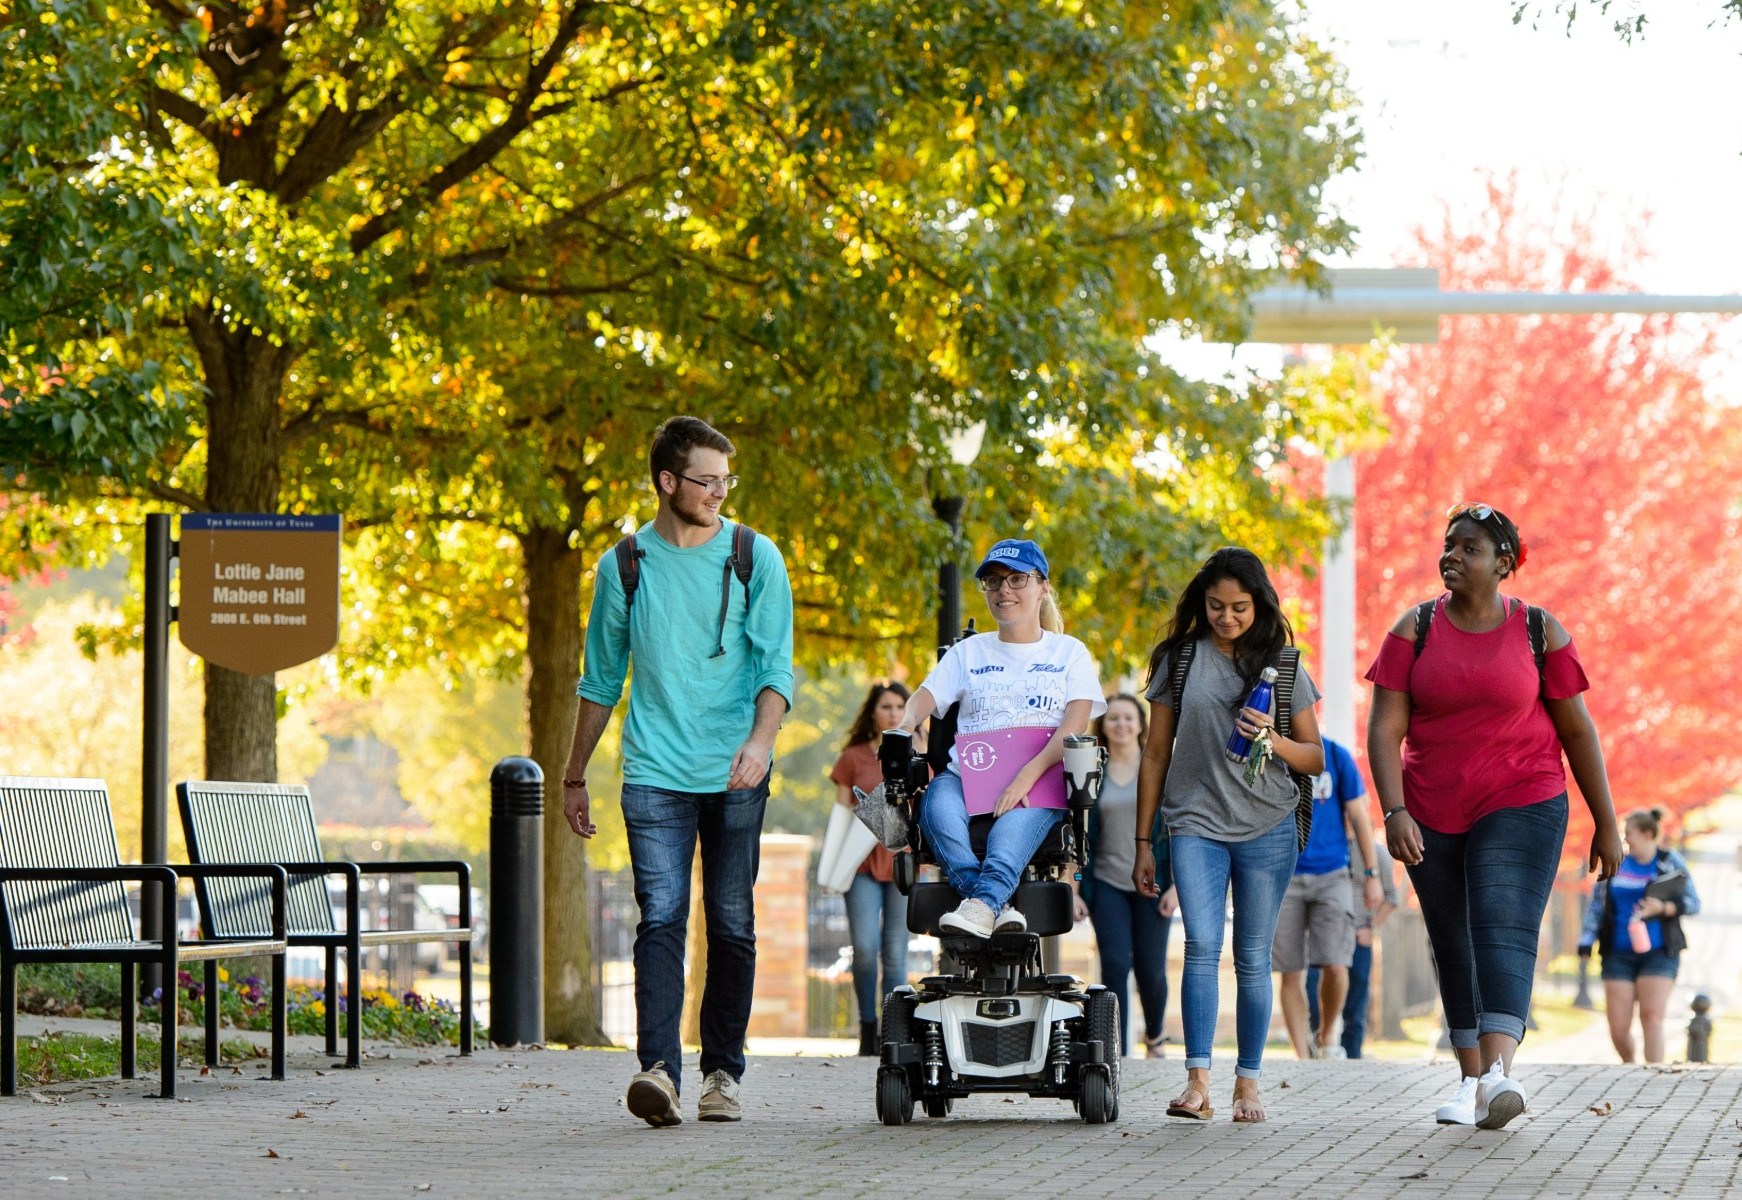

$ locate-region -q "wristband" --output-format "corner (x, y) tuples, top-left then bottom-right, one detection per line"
(1363, 867), (1378, 878)
(562, 778), (587, 789)
(1134, 837), (1151, 844)
(1381, 805), (1408, 822)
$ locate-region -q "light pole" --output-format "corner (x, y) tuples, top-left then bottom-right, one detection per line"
(933, 422), (986, 656)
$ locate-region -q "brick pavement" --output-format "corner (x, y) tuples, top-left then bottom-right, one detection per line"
(3, 1038), (1740, 1199)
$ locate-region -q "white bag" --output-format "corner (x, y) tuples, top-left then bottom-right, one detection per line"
(817, 802), (878, 895)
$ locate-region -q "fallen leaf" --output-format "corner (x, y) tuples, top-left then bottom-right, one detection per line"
(290, 1110), (309, 1119)
(1401, 1171), (1428, 1180)
(199, 1066), (211, 1076)
(1279, 1080), (1290, 1089)
(1589, 1101), (1613, 1116)
(264, 1149), (280, 1159)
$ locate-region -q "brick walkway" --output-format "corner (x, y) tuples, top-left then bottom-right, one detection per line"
(4, 1036), (1739, 1198)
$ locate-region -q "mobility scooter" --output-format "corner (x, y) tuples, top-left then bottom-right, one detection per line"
(870, 707), (1120, 1125)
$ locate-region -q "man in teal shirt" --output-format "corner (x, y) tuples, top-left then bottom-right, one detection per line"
(562, 416), (794, 1128)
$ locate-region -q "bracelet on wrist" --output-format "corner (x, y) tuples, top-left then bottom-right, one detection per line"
(562, 777), (587, 789)
(1381, 805), (1408, 822)
(1134, 837), (1151, 844)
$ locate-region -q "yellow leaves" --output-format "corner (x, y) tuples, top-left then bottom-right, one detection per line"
(950, 113), (977, 142)
(444, 61), (471, 83)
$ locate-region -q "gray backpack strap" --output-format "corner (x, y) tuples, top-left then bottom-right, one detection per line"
(710, 522), (758, 659)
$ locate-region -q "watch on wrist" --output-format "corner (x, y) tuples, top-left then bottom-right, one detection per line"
(1363, 867), (1378, 878)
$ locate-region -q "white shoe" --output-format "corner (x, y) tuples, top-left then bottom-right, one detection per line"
(992, 906), (1026, 934)
(1475, 1059), (1528, 1130)
(697, 1069), (741, 1122)
(1321, 1044), (1346, 1060)
(938, 898), (996, 938)
(1434, 1075), (1479, 1125)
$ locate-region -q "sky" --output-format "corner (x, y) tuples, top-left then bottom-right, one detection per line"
(1306, 0), (1742, 295)
(1158, 2), (1742, 392)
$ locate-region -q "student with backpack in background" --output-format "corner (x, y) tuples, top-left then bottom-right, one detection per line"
(1367, 503), (1621, 1130)
(561, 416), (794, 1128)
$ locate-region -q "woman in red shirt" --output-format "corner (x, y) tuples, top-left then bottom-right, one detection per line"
(830, 682), (914, 1055)
(1367, 504), (1621, 1130)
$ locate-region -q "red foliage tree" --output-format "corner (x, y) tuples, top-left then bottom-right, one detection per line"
(1347, 179), (1742, 863)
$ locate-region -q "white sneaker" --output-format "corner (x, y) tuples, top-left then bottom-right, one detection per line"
(1475, 1059), (1528, 1130)
(1434, 1075), (1479, 1125)
(939, 898), (996, 938)
(992, 906), (1027, 934)
(1321, 1044), (1347, 1060)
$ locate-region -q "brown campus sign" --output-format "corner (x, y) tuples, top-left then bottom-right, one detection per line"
(178, 514), (341, 675)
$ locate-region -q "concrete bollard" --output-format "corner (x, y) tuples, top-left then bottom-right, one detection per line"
(489, 757), (545, 1047)
(1688, 993), (1713, 1063)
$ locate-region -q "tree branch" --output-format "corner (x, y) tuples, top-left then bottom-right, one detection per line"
(348, 2), (599, 254)
(146, 481), (207, 510)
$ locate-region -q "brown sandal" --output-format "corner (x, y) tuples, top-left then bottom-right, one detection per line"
(1166, 1081), (1214, 1120)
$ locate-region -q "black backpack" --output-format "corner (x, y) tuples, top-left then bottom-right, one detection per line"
(1169, 641), (1314, 853)
(1412, 598), (1547, 693)
(614, 522), (758, 658)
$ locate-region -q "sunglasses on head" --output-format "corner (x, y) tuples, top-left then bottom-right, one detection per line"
(1445, 502), (1512, 552)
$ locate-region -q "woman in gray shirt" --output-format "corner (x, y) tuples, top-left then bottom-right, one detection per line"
(1132, 548), (1323, 1123)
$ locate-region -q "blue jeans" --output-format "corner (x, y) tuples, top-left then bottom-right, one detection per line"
(1087, 883), (1171, 1054)
(1308, 939), (1374, 1058)
(1172, 818), (1297, 1079)
(621, 780), (768, 1093)
(1406, 794), (1567, 1047)
(844, 872), (909, 1023)
(918, 770), (1063, 912)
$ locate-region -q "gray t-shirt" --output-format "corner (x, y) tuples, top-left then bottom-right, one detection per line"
(1092, 767), (1141, 889)
(1144, 639), (1321, 841)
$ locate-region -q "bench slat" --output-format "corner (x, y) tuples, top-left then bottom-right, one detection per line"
(179, 782), (336, 938)
(0, 780), (135, 951)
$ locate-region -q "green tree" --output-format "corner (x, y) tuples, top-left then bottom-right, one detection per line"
(4, 0), (1372, 1042)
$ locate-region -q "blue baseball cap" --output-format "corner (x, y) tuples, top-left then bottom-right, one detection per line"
(975, 538), (1049, 580)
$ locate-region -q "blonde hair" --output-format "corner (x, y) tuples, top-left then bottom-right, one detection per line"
(1039, 586), (1064, 634)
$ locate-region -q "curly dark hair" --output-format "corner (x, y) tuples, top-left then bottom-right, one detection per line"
(844, 681), (912, 748)
(1144, 547), (1294, 709)
(1444, 506), (1526, 577)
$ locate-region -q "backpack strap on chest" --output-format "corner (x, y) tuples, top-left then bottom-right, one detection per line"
(711, 522), (759, 658)
(1412, 600), (1435, 657)
(1526, 604), (1547, 695)
(1274, 645), (1315, 853)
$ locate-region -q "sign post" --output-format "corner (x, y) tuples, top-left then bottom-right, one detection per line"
(138, 512), (340, 997)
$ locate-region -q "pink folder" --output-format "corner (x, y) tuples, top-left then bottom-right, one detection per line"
(954, 726), (1067, 816)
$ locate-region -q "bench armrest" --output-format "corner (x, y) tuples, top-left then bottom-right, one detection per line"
(0, 865), (178, 885)
(353, 861), (471, 926)
(167, 863), (289, 941)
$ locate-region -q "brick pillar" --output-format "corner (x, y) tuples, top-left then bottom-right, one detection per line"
(748, 834), (812, 1038)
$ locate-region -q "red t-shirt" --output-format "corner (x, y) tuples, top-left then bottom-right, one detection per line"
(1364, 596), (1590, 834)
(830, 741), (894, 882)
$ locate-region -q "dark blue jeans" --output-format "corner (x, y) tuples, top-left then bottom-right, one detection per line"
(621, 780), (768, 1093)
(1307, 939), (1373, 1057)
(1406, 794), (1567, 1047)
(1086, 883), (1171, 1055)
(844, 873), (908, 1023)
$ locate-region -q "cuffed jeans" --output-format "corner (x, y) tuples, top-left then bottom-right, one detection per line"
(1087, 883), (1172, 1055)
(622, 780), (768, 1094)
(1407, 793), (1567, 1047)
(844, 872), (909, 1023)
(918, 769), (1063, 913)
(1172, 818), (1297, 1079)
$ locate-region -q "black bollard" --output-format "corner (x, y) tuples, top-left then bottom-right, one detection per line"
(489, 757), (545, 1047)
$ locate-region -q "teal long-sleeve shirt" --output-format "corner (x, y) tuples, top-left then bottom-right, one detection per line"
(577, 518), (795, 792)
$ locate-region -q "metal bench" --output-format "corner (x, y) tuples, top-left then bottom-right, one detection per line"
(177, 780), (473, 1068)
(0, 776), (288, 1099)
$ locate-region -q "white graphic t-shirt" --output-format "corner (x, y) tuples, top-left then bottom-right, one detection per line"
(920, 631), (1106, 768)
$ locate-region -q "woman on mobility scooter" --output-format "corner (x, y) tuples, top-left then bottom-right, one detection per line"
(892, 539), (1106, 938)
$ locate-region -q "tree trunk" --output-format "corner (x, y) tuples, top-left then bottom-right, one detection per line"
(188, 315), (292, 782)
(523, 524), (608, 1045)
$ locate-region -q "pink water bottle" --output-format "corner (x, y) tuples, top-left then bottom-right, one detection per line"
(1627, 916), (1651, 954)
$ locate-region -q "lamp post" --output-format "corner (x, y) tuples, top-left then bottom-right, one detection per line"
(933, 422), (986, 655)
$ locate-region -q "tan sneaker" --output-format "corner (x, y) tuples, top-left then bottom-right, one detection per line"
(697, 1069), (742, 1122)
(627, 1062), (682, 1127)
